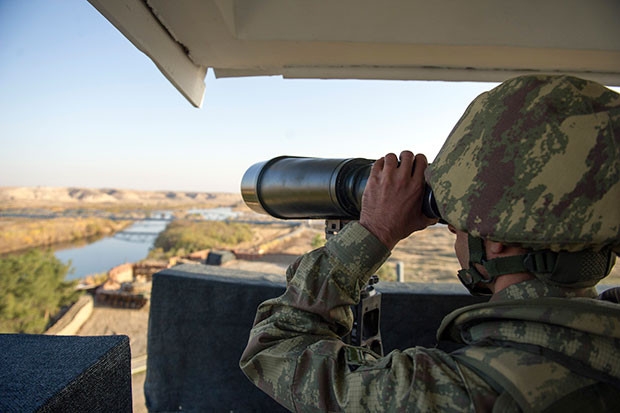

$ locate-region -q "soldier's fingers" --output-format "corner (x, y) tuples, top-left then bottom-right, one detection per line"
(399, 151), (414, 163)
(384, 153), (399, 169)
(398, 151), (415, 175)
(412, 154), (428, 182)
(372, 156), (385, 172)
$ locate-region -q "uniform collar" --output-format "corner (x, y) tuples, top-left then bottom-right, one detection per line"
(490, 279), (598, 302)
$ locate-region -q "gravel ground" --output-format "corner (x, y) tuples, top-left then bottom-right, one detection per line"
(75, 303), (151, 412)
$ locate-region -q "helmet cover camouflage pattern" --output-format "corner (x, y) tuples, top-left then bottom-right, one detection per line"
(425, 75), (620, 253)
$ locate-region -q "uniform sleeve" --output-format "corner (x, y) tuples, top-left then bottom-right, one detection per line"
(239, 222), (491, 412)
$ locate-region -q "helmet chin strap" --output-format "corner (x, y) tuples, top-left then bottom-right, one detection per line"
(456, 234), (616, 295)
(457, 234), (494, 296)
(457, 234), (533, 296)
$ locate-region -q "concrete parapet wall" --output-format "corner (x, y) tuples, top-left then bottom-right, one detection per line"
(45, 294), (94, 336)
(145, 264), (485, 411)
(233, 251), (262, 260)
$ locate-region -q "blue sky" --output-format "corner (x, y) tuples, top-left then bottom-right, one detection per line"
(1, 1), (614, 194)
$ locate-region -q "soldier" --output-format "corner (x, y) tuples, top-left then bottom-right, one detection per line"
(240, 75), (620, 411)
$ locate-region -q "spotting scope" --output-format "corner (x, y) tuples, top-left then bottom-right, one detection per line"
(241, 156), (442, 221)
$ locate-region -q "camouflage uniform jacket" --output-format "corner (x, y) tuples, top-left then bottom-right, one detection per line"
(239, 222), (620, 412)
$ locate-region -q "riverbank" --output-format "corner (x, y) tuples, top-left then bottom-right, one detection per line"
(0, 187), (246, 252)
(0, 186), (250, 279)
(0, 217), (132, 255)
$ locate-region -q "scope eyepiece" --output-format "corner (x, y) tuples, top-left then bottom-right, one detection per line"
(241, 156), (443, 222)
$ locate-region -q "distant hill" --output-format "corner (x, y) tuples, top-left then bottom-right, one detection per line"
(0, 187), (242, 208)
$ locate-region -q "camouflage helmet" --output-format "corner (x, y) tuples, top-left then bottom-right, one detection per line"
(425, 75), (620, 255)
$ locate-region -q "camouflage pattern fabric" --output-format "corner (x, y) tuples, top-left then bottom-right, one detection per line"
(239, 223), (619, 411)
(240, 222), (496, 411)
(438, 279), (620, 411)
(425, 75), (620, 254)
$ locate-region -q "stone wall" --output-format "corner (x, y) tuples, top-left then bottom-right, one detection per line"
(45, 294), (94, 336)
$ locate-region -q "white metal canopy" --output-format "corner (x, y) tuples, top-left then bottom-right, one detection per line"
(88, 0), (620, 108)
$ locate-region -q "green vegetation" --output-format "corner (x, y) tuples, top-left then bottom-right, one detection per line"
(0, 217), (131, 255)
(82, 272), (109, 287)
(150, 220), (254, 258)
(311, 233), (326, 249)
(376, 263), (397, 282)
(0, 249), (81, 333)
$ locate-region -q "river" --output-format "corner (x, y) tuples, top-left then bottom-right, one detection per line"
(55, 208), (239, 281)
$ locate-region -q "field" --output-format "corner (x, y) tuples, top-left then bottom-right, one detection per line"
(225, 221), (620, 285)
(221, 222), (458, 282)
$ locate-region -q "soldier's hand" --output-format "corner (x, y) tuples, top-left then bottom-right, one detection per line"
(360, 151), (436, 250)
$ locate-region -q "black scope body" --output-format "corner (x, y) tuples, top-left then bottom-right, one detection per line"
(241, 156), (442, 221)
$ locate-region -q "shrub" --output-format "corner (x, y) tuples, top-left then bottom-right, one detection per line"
(311, 233), (326, 249)
(151, 220), (253, 256)
(0, 249), (81, 333)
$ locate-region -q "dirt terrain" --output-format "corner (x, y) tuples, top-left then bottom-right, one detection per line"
(0, 186), (243, 209)
(223, 223), (463, 283)
(75, 304), (151, 411)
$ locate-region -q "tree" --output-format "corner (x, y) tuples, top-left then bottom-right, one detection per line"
(0, 249), (81, 333)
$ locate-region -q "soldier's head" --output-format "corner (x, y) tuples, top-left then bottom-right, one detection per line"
(425, 74), (620, 295)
